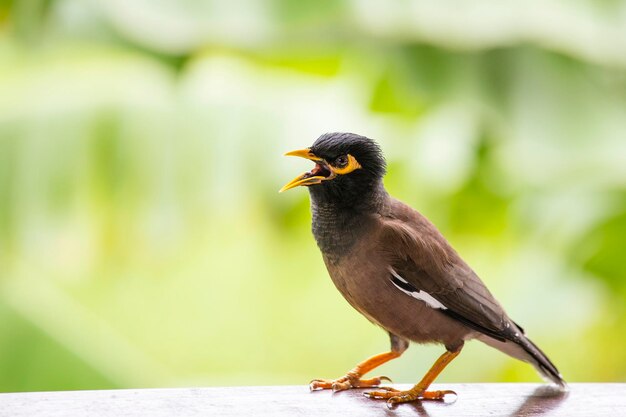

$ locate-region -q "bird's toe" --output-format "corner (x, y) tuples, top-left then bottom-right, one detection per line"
(365, 387), (456, 406)
(310, 373), (391, 392)
(309, 379), (334, 391)
(363, 386), (400, 399)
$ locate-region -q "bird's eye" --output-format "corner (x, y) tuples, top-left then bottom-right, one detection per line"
(334, 155), (348, 168)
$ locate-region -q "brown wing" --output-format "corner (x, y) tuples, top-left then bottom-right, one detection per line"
(378, 206), (517, 343)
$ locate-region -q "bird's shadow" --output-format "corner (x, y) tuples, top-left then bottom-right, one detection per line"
(508, 385), (569, 417)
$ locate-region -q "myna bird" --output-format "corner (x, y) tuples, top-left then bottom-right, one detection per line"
(280, 132), (566, 406)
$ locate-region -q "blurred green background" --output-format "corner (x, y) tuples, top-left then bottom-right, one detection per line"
(1, 0), (625, 392)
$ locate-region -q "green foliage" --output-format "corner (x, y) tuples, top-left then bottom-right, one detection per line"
(577, 201), (626, 294)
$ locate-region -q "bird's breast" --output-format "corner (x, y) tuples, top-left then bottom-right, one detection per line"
(321, 235), (473, 346)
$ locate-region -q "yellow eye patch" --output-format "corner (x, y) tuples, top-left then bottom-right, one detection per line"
(331, 154), (362, 175)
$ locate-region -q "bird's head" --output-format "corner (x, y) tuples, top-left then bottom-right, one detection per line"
(280, 132), (386, 205)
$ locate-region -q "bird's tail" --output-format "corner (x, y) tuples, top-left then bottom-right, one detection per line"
(515, 334), (567, 389)
(477, 330), (567, 390)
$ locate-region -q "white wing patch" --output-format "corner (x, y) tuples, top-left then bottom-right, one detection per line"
(389, 268), (448, 310)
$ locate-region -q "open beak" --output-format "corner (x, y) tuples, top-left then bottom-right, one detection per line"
(279, 148), (335, 192)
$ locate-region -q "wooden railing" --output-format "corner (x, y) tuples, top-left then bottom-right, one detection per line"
(0, 383), (624, 416)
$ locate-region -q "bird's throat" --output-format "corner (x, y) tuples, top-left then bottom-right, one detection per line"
(309, 181), (388, 260)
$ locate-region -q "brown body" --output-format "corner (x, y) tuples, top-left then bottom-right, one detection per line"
(321, 198), (475, 350)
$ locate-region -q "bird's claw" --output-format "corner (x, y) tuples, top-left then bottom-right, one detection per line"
(310, 377), (348, 391)
(309, 374), (390, 392)
(332, 381), (351, 392)
(363, 386), (400, 398)
(364, 388), (457, 407)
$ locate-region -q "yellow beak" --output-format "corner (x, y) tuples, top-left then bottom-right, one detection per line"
(283, 148), (323, 161)
(279, 148), (327, 193)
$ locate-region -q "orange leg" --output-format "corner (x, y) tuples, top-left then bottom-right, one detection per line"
(310, 350), (402, 391)
(365, 349), (460, 406)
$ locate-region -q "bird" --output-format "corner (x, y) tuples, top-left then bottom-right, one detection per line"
(280, 132), (566, 407)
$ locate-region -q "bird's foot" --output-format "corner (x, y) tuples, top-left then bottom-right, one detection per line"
(364, 386), (457, 407)
(310, 371), (391, 392)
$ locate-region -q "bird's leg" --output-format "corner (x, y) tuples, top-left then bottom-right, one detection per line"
(365, 346), (461, 406)
(310, 333), (408, 392)
(309, 351), (400, 391)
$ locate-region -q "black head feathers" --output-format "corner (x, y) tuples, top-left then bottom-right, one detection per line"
(308, 132), (387, 209)
(311, 132), (386, 180)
